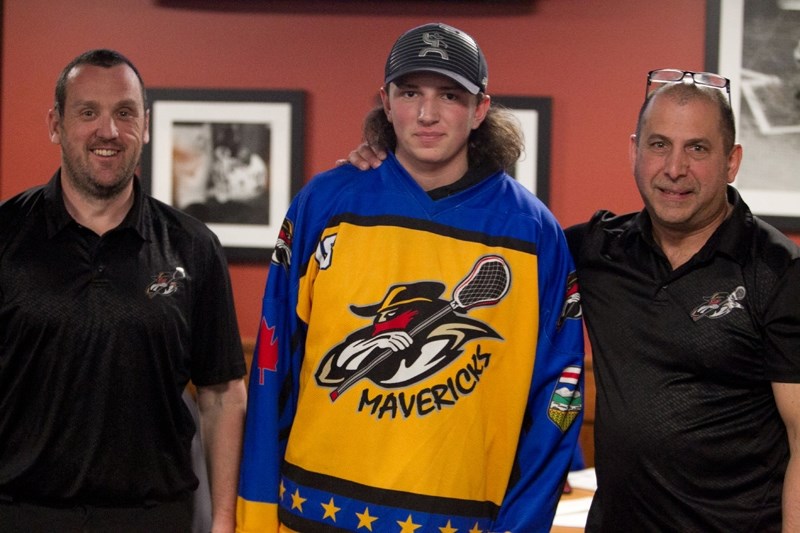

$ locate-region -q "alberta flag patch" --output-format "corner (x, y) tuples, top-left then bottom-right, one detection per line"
(548, 365), (582, 431)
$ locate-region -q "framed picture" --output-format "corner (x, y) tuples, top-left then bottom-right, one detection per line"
(706, 0), (800, 231)
(141, 88), (305, 261)
(493, 95), (552, 205)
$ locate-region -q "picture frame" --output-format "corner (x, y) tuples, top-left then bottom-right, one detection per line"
(141, 88), (305, 261)
(492, 95), (552, 205)
(706, 0), (800, 231)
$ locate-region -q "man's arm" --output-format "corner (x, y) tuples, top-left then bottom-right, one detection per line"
(197, 378), (248, 533)
(772, 381), (800, 532)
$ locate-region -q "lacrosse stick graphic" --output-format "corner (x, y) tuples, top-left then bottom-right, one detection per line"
(330, 255), (511, 401)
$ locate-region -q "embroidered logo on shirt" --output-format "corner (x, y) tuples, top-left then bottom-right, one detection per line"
(548, 366), (582, 431)
(146, 267), (186, 298)
(690, 286), (746, 321)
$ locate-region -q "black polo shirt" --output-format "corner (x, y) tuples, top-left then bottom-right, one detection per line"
(567, 186), (800, 532)
(0, 171), (246, 505)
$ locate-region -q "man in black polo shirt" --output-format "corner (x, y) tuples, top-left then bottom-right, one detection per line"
(568, 71), (800, 531)
(0, 49), (247, 532)
(345, 70), (800, 530)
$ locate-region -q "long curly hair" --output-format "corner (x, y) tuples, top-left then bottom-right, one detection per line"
(362, 95), (524, 171)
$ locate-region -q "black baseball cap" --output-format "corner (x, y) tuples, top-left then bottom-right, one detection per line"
(384, 22), (488, 95)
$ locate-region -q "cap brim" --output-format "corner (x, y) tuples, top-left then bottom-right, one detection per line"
(385, 67), (481, 95)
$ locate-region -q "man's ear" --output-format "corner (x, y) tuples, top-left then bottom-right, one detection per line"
(725, 144), (743, 184)
(628, 134), (638, 174)
(380, 85), (392, 123)
(472, 94), (491, 129)
(144, 108), (151, 144)
(47, 109), (61, 145)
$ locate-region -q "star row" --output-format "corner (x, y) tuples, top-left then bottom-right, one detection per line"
(280, 481), (490, 532)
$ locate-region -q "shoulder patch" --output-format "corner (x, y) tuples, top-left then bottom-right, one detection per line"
(548, 365), (582, 431)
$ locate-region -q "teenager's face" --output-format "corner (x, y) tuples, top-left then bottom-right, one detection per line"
(381, 72), (488, 187)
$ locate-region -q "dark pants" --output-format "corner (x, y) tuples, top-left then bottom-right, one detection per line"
(0, 496), (193, 533)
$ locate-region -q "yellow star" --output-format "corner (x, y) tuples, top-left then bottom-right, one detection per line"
(468, 523), (484, 533)
(290, 488), (306, 512)
(397, 514), (422, 533)
(321, 497), (341, 522)
(279, 480), (286, 501)
(439, 519), (459, 533)
(355, 507), (379, 531)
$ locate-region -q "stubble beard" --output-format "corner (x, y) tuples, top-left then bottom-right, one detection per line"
(62, 149), (138, 201)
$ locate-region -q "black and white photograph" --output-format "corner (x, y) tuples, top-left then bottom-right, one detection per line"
(141, 88), (305, 261)
(172, 121), (270, 225)
(707, 0), (800, 230)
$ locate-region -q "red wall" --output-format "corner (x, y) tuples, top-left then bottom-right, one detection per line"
(2, 0), (794, 340)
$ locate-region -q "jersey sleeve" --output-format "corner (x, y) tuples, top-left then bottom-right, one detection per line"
(237, 203), (305, 532)
(493, 213), (585, 532)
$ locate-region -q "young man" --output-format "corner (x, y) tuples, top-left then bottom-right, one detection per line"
(237, 23), (584, 532)
(0, 49), (247, 532)
(346, 70), (800, 530)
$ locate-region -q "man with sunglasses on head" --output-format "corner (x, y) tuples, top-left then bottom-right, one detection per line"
(346, 69), (800, 531)
(571, 69), (800, 531)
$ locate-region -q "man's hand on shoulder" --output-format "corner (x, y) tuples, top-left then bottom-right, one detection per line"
(335, 143), (386, 170)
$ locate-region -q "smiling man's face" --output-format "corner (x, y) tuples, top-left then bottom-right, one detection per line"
(48, 63), (149, 200)
(631, 90), (740, 240)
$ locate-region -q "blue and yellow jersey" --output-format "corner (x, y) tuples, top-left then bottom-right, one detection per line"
(238, 154), (583, 532)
